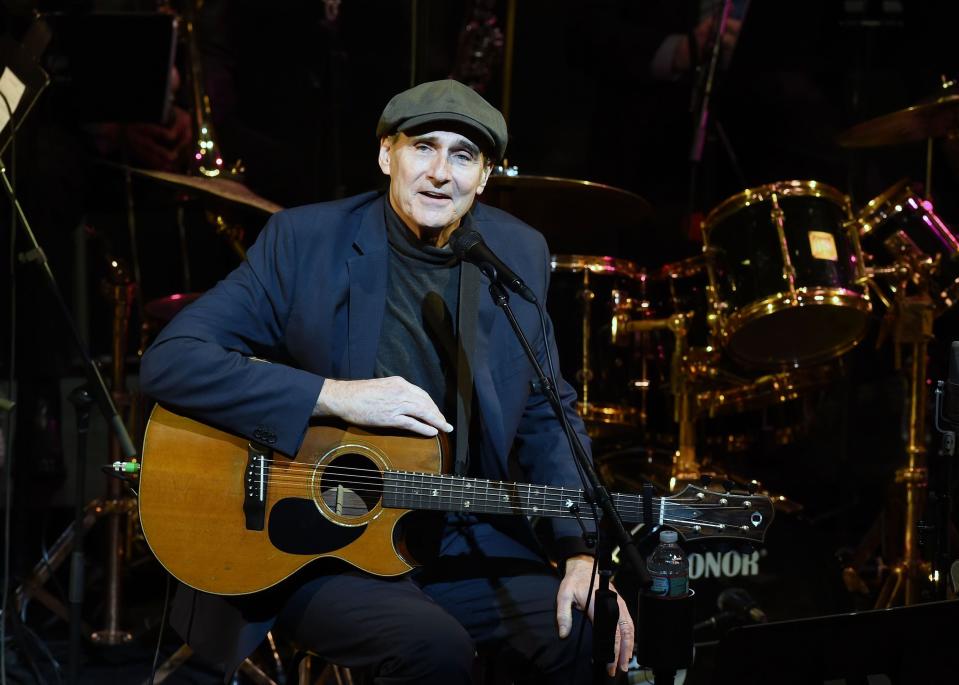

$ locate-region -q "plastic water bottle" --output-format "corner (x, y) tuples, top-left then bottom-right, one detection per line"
(647, 530), (688, 598)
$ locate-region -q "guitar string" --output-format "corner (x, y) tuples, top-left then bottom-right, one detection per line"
(254, 482), (747, 521)
(255, 477), (733, 510)
(254, 478), (736, 510)
(238, 461), (743, 509)
(259, 493), (744, 525)
(241, 457), (757, 502)
(253, 483), (736, 512)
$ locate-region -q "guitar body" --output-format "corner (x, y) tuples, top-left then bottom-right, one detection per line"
(139, 406), (448, 595)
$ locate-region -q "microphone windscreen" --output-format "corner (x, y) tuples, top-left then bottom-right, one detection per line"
(449, 229), (483, 260)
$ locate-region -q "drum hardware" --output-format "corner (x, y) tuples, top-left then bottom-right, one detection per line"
(208, 211), (249, 260)
(14, 257), (138, 646)
(851, 179), (959, 315)
(840, 280), (937, 608)
(548, 255), (646, 434)
(626, 313), (700, 486)
(702, 180), (872, 368)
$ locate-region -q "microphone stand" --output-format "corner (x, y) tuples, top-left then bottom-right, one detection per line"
(481, 269), (649, 680)
(687, 0), (747, 221)
(0, 166), (138, 462)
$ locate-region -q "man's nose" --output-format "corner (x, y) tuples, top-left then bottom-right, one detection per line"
(427, 154), (452, 182)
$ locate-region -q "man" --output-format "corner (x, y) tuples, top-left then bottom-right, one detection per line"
(140, 79), (633, 683)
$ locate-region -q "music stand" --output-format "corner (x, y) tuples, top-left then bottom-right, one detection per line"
(0, 33), (49, 155)
(707, 600), (959, 684)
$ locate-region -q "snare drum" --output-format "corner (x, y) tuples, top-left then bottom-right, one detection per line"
(548, 255), (641, 431)
(854, 179), (959, 311)
(703, 180), (871, 368)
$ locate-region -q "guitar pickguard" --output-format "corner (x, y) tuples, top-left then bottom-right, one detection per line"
(268, 497), (365, 554)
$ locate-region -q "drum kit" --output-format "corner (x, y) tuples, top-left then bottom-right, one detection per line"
(482, 79), (959, 614)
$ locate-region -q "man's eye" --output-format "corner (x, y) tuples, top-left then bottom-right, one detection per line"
(453, 153), (474, 163)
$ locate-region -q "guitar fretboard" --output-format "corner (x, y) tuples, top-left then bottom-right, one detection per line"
(382, 470), (667, 524)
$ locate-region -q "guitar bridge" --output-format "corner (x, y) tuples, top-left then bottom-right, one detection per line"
(244, 443), (271, 530)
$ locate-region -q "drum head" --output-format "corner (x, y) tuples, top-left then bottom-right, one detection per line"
(726, 294), (871, 367)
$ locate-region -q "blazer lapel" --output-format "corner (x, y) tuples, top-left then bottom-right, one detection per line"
(469, 242), (507, 458)
(346, 196), (389, 378)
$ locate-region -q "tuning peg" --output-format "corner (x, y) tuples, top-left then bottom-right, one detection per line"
(700, 474), (713, 487)
(747, 480), (759, 495)
(722, 480), (735, 493)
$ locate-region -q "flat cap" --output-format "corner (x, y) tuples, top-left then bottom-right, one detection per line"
(376, 79), (508, 160)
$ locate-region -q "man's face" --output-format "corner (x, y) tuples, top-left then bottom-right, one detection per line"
(379, 130), (492, 242)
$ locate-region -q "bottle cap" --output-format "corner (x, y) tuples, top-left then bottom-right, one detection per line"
(659, 530), (678, 543)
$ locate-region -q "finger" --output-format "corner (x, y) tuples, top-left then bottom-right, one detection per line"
(617, 597), (634, 672)
(619, 619), (634, 672)
(400, 395), (452, 433)
(394, 415), (440, 437)
(555, 587), (573, 639)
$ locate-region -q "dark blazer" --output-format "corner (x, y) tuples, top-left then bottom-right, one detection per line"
(139, 192), (592, 675)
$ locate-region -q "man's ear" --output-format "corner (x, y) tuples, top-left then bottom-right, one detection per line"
(475, 161), (494, 195)
(377, 136), (393, 176)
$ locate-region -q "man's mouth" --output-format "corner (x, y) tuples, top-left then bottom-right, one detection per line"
(419, 191), (451, 201)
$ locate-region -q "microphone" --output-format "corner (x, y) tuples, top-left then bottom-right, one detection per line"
(449, 229), (537, 304)
(944, 341), (959, 425)
(716, 587), (768, 624)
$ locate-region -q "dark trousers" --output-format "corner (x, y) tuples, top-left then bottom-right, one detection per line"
(274, 561), (593, 684)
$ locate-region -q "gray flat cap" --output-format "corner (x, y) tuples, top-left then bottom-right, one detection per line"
(376, 79), (508, 160)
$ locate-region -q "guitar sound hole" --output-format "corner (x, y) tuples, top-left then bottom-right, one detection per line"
(319, 452), (383, 518)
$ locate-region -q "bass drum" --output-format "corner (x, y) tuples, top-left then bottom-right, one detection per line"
(597, 447), (851, 628)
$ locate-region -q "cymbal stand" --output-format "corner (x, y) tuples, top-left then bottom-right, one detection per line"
(873, 293), (934, 607)
(92, 258), (137, 644)
(627, 312), (699, 487)
(15, 258), (138, 648)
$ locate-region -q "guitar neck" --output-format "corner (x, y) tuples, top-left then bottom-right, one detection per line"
(382, 470), (653, 523)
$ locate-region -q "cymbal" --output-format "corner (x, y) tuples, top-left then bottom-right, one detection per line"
(125, 167), (284, 215)
(837, 91), (959, 148)
(478, 175), (652, 258)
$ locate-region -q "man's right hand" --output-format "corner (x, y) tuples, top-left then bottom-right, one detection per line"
(313, 377), (453, 437)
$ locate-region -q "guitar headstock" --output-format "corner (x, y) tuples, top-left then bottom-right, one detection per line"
(661, 484), (775, 543)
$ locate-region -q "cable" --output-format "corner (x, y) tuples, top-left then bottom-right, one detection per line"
(1, 86), (18, 685)
(148, 573), (173, 685)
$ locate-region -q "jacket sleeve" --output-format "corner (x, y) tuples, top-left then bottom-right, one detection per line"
(139, 209), (325, 457)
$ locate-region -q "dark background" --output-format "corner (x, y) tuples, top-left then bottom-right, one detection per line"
(1, 0), (959, 681)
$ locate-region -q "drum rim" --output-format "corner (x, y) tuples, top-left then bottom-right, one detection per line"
(658, 254), (706, 279)
(854, 178), (919, 238)
(720, 287), (872, 367)
(551, 254), (640, 276)
(701, 180), (850, 240)
(695, 364), (836, 415)
(576, 401), (642, 425)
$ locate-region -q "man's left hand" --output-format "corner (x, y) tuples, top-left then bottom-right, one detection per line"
(556, 554), (634, 676)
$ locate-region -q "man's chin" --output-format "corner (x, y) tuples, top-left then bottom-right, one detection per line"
(412, 212), (457, 234)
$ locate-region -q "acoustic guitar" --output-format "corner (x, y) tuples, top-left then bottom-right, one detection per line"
(138, 405), (774, 595)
